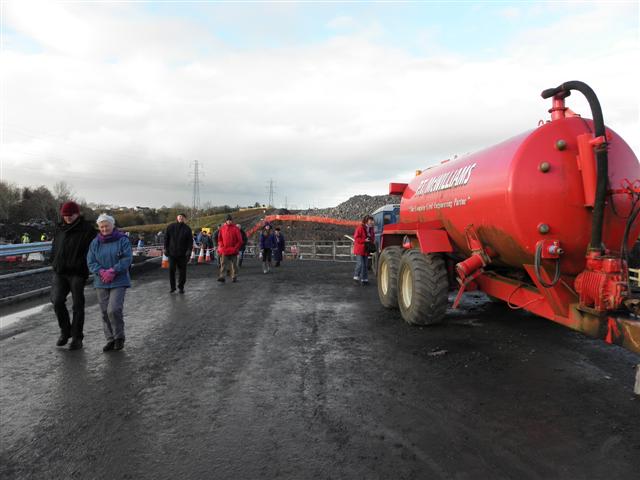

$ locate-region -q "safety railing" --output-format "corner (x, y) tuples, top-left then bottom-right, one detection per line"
(0, 242), (52, 257)
(0, 242), (167, 258)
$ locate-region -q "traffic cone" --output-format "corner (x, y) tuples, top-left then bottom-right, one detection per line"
(189, 247), (196, 264)
(205, 248), (211, 263)
(197, 247), (205, 264)
(161, 254), (169, 269)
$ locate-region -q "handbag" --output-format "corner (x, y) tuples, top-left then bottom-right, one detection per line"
(366, 242), (377, 254)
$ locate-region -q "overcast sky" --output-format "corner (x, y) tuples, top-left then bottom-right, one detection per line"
(1, 0), (638, 209)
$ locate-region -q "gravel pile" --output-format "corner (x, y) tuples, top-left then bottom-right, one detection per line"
(299, 195), (401, 221)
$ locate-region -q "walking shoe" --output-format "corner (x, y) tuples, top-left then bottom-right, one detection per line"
(68, 338), (83, 350)
(232, 277), (237, 283)
(103, 340), (115, 352)
(179, 288), (185, 294)
(353, 277), (360, 284)
(56, 334), (70, 347)
(263, 267), (268, 274)
(361, 281), (369, 286)
(217, 277), (225, 282)
(113, 338), (125, 351)
(170, 288), (176, 293)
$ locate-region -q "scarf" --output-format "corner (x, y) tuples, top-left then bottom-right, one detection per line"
(98, 228), (126, 244)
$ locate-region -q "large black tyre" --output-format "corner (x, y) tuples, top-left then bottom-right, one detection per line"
(377, 246), (402, 309)
(397, 250), (448, 325)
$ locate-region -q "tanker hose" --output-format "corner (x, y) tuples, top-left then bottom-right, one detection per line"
(541, 80), (608, 253)
(534, 242), (561, 288)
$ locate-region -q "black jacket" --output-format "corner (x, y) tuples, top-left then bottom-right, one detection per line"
(164, 222), (193, 258)
(51, 216), (97, 277)
(240, 229), (248, 250)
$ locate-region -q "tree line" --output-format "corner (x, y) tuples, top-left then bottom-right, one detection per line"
(0, 180), (263, 229)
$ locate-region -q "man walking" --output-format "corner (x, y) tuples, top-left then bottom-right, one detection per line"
(164, 213), (193, 293)
(50, 201), (97, 350)
(217, 215), (243, 283)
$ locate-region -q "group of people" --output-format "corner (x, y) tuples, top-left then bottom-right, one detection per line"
(163, 214), (288, 290)
(163, 213), (246, 289)
(196, 222), (249, 268)
(258, 223), (286, 273)
(49, 202), (370, 353)
(50, 201), (132, 352)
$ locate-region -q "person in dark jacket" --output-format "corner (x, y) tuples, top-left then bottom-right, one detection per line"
(273, 227), (286, 267)
(87, 214), (132, 352)
(212, 224), (221, 267)
(237, 224), (248, 267)
(353, 215), (375, 286)
(50, 201), (97, 350)
(217, 215), (243, 283)
(164, 213), (193, 293)
(259, 223), (276, 274)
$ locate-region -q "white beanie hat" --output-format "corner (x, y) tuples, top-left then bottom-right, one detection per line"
(96, 213), (115, 226)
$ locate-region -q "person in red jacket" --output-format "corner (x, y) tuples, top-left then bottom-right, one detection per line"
(217, 214), (243, 283)
(353, 215), (375, 285)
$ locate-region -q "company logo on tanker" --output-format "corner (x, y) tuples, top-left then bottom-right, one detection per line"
(414, 163), (477, 196)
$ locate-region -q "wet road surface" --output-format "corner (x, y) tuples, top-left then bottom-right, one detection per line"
(1, 259), (639, 479)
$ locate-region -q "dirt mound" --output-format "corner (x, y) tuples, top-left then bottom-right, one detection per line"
(299, 194), (400, 220)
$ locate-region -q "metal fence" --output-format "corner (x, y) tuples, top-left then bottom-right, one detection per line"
(239, 240), (356, 262)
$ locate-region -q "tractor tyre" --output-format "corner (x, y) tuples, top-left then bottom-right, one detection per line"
(397, 250), (448, 326)
(377, 246), (403, 309)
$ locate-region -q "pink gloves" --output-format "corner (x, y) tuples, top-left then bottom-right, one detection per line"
(99, 268), (117, 284)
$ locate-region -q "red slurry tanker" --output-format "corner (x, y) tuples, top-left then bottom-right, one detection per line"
(377, 81), (640, 354)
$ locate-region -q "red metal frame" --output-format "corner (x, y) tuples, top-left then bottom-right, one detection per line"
(474, 268), (640, 354)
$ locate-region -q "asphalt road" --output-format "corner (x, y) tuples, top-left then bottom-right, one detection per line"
(1, 259), (639, 480)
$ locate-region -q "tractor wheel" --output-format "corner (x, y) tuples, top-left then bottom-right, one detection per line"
(397, 250), (448, 325)
(377, 246), (402, 309)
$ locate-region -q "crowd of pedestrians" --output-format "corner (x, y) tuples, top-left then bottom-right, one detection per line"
(48, 201), (373, 354)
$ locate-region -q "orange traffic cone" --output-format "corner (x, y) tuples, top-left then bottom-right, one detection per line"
(197, 247), (205, 264)
(189, 247), (196, 263)
(161, 254), (169, 269)
(205, 248), (211, 263)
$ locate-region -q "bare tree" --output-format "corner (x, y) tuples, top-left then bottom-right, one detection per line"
(53, 181), (75, 203)
(0, 181), (21, 221)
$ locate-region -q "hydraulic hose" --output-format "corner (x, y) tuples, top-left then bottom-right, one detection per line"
(534, 242), (561, 288)
(541, 81), (608, 253)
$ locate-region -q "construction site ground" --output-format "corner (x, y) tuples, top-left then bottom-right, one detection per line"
(1, 259), (639, 479)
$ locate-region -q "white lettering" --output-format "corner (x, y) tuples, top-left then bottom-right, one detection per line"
(415, 163), (477, 196)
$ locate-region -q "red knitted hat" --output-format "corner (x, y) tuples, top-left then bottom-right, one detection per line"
(60, 201), (80, 216)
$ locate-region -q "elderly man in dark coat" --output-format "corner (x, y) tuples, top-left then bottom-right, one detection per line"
(50, 201), (97, 350)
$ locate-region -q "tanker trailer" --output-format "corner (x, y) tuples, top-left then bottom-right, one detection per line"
(377, 80), (640, 354)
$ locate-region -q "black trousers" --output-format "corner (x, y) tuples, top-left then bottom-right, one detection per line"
(51, 273), (87, 339)
(168, 255), (188, 290)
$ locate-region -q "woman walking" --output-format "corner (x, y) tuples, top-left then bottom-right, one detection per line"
(353, 215), (375, 286)
(259, 223), (276, 274)
(87, 214), (133, 351)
